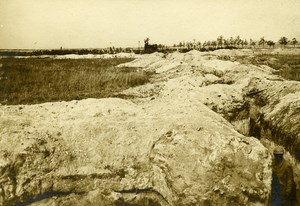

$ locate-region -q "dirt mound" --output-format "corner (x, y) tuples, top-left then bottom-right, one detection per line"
(7, 53), (140, 59)
(246, 78), (300, 154)
(54, 53), (140, 59)
(118, 52), (164, 68)
(2, 49), (300, 205)
(0, 96), (271, 206)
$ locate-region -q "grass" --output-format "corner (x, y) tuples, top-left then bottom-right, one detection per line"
(0, 57), (150, 105)
(235, 54), (300, 81)
(268, 55), (300, 81)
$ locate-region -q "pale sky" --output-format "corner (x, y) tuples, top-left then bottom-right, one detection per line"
(0, 0), (300, 49)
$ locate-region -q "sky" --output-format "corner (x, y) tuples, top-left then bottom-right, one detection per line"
(0, 0), (300, 49)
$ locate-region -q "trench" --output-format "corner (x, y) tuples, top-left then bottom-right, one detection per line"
(229, 93), (298, 157)
(228, 93), (300, 203)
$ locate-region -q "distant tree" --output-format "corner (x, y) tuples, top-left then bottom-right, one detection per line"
(197, 41), (202, 49)
(211, 41), (217, 48)
(240, 40), (245, 48)
(187, 41), (193, 49)
(193, 39), (196, 49)
(244, 39), (248, 48)
(249, 39), (253, 45)
(249, 39), (254, 48)
(259, 37), (265, 48)
(217, 35), (224, 48)
(229, 37), (234, 46)
(223, 39), (229, 47)
(179, 42), (183, 48)
(266, 40), (275, 48)
(250, 40), (256, 48)
(207, 41), (212, 48)
(190, 42), (194, 49)
(157, 44), (165, 49)
(291, 38), (298, 48)
(235, 36), (241, 48)
(278, 36), (288, 48)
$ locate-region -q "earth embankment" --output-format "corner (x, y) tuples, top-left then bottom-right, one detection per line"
(1, 49), (299, 205)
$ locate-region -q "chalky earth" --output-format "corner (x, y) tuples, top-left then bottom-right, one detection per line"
(0, 49), (299, 205)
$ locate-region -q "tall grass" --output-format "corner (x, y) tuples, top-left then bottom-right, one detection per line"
(235, 54), (300, 81)
(0, 58), (149, 105)
(273, 55), (300, 81)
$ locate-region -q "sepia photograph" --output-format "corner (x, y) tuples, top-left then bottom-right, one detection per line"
(0, 0), (300, 205)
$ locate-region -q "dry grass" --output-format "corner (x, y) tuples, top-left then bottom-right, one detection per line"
(235, 54), (300, 81)
(0, 57), (150, 105)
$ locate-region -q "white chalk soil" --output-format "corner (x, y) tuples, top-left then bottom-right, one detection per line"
(1, 49), (300, 206)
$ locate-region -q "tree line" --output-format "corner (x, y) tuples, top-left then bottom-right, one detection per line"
(173, 36), (298, 50)
(1, 36), (298, 57)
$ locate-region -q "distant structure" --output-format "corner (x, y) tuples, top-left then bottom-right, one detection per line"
(144, 38), (158, 53)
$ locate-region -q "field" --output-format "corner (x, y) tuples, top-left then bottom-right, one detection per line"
(235, 54), (300, 81)
(0, 57), (150, 105)
(0, 52), (299, 105)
